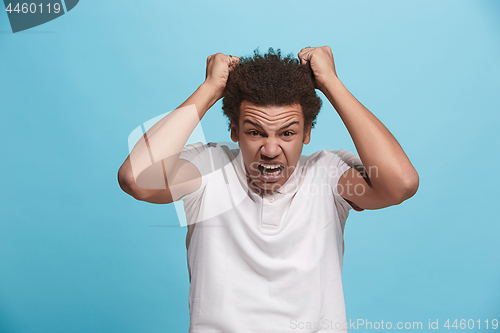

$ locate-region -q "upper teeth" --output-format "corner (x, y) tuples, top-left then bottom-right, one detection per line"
(261, 164), (281, 170)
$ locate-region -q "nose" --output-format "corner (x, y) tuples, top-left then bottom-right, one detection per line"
(260, 138), (281, 160)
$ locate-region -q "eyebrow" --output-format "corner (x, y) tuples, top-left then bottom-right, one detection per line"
(242, 120), (300, 131)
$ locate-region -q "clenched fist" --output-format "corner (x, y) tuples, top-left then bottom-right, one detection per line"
(204, 53), (240, 100)
(298, 46), (338, 92)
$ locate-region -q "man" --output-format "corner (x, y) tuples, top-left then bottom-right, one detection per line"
(117, 46), (419, 332)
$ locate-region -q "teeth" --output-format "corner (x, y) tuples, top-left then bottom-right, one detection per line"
(259, 163), (283, 176)
(260, 164), (281, 170)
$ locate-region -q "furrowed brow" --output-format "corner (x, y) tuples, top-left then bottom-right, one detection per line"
(242, 119), (264, 129)
(279, 121), (300, 131)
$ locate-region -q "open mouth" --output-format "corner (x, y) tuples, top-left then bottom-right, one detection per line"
(258, 163), (284, 177)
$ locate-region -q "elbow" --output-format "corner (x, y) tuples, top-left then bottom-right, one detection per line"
(402, 171), (419, 201)
(117, 164), (144, 201)
(117, 167), (133, 197)
(388, 170), (420, 205)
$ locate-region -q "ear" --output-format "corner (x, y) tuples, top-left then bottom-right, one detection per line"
(303, 123), (312, 145)
(230, 123), (239, 143)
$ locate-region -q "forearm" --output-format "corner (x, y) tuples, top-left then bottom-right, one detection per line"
(122, 82), (220, 184)
(322, 77), (419, 200)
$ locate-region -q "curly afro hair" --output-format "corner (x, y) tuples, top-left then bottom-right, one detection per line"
(222, 48), (322, 131)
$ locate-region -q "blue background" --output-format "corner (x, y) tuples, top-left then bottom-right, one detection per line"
(1, 0), (499, 332)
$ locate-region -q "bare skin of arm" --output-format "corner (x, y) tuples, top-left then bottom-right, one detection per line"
(298, 46), (419, 209)
(117, 53), (239, 204)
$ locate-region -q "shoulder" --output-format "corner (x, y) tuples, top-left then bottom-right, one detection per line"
(300, 149), (365, 212)
(181, 142), (239, 162)
(180, 142), (241, 178)
(300, 149), (362, 172)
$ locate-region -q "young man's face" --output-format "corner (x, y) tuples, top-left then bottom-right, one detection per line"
(231, 100), (312, 194)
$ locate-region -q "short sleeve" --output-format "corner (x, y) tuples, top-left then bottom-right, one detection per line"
(178, 142), (214, 178)
(321, 149), (364, 222)
(178, 142), (214, 219)
(178, 142), (238, 227)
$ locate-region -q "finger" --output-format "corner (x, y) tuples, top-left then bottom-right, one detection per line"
(298, 50), (311, 65)
(299, 46), (314, 57)
(229, 56), (240, 65)
(214, 53), (225, 58)
(228, 56), (240, 71)
(298, 50), (306, 64)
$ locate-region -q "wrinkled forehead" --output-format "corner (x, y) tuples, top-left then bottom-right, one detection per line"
(239, 102), (304, 129)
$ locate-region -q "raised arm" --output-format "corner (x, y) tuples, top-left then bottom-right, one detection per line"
(117, 53), (239, 204)
(298, 46), (419, 210)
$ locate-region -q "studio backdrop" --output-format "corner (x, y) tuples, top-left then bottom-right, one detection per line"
(1, 0), (499, 332)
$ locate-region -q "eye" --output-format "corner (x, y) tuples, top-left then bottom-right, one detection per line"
(282, 131), (294, 137)
(248, 130), (260, 137)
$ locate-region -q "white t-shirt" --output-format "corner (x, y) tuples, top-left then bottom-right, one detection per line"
(179, 142), (362, 333)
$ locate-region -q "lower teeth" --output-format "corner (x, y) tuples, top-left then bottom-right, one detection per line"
(265, 169), (280, 176)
